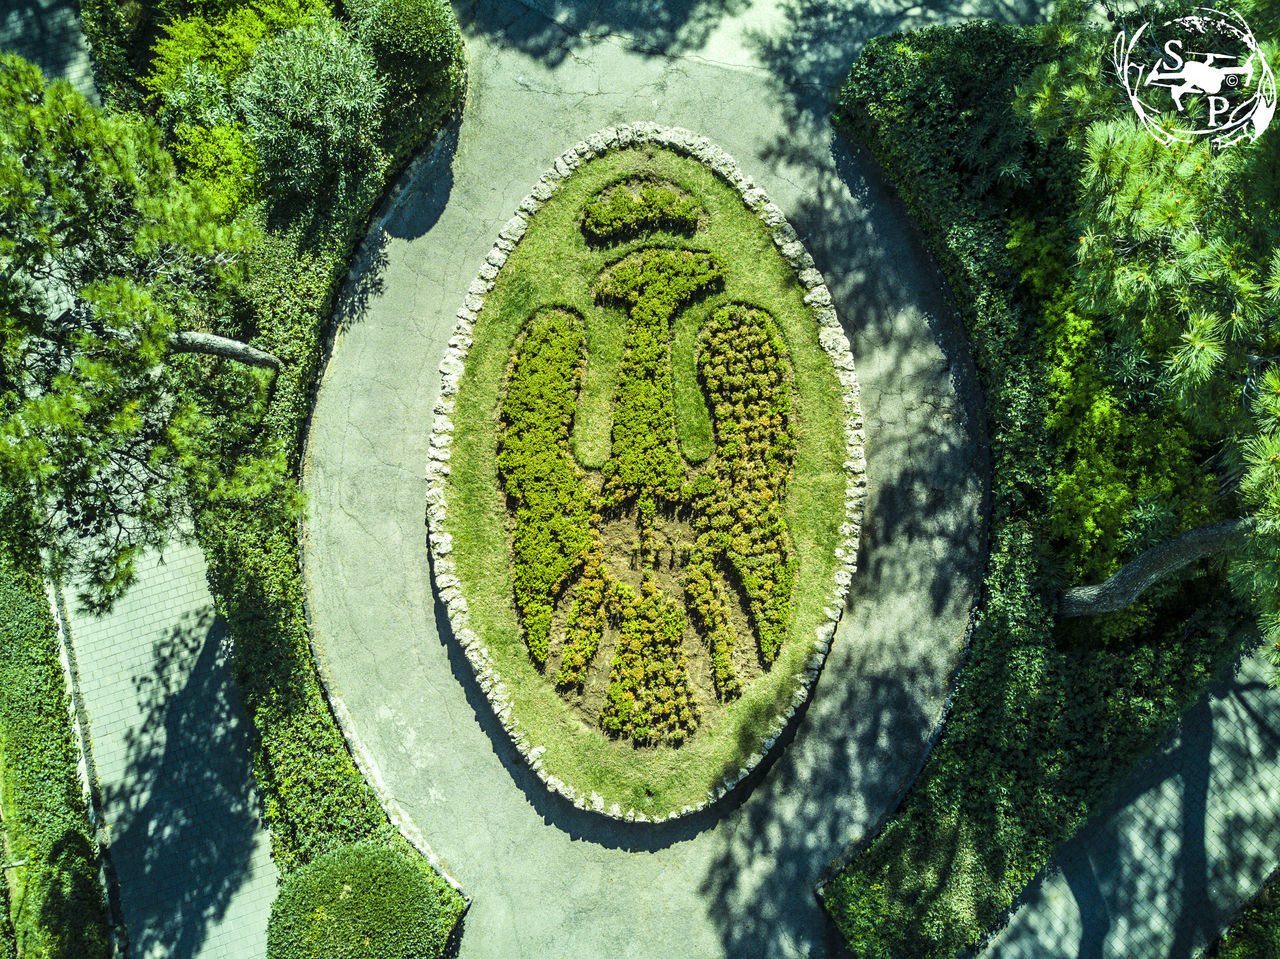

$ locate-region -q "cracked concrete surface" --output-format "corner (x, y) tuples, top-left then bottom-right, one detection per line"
(301, 1), (1047, 956)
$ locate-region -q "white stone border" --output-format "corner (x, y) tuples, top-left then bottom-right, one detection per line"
(424, 122), (867, 822)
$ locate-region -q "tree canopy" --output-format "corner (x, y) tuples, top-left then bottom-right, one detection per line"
(1015, 1), (1280, 650)
(0, 55), (274, 610)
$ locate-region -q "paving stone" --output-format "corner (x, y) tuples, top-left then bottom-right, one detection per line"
(64, 537), (276, 959)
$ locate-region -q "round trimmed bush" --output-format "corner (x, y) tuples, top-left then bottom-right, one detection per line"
(266, 842), (465, 959)
(232, 18), (385, 201)
(354, 0), (461, 95)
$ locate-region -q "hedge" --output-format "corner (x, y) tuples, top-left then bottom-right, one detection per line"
(0, 497), (110, 959)
(78, 0), (470, 948)
(266, 841), (465, 959)
(822, 20), (1246, 958)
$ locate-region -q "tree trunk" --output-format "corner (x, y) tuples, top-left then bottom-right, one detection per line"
(1058, 516), (1257, 618)
(169, 331), (282, 370)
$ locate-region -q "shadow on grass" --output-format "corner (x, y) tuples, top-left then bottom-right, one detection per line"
(97, 608), (267, 959)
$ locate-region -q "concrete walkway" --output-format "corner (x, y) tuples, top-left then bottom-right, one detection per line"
(983, 640), (1280, 959)
(63, 540), (278, 959)
(0, 0), (98, 102)
(300, 2), (1050, 957)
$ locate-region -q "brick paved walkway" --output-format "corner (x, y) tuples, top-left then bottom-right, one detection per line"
(984, 640), (1280, 959)
(63, 539), (277, 959)
(0, 0), (98, 102)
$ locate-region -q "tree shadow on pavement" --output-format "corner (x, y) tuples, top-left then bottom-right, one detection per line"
(986, 639), (1280, 959)
(98, 609), (266, 959)
(457, 0), (750, 67)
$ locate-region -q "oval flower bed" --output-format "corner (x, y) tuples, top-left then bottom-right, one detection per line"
(426, 124), (866, 820)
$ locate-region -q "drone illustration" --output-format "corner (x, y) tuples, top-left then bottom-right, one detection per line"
(1145, 49), (1255, 111)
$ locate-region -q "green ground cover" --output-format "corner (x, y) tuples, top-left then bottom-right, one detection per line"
(0, 497), (110, 959)
(445, 144), (847, 815)
(76, 0), (469, 953)
(1204, 871), (1280, 959)
(821, 17), (1252, 958)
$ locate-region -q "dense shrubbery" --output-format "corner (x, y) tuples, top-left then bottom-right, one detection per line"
(498, 309), (594, 667)
(266, 842), (465, 959)
(496, 185), (809, 744)
(599, 579), (700, 744)
(690, 305), (796, 667)
(233, 19), (385, 205)
(596, 247), (725, 509)
(76, 0), (469, 944)
(823, 19), (1241, 957)
(351, 0), (461, 100)
(580, 177), (703, 245)
(0, 497), (110, 959)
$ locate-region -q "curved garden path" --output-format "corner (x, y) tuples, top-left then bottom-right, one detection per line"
(301, 1), (1042, 956)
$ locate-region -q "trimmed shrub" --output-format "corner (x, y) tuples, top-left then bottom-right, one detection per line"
(580, 177), (702, 245)
(266, 841), (465, 959)
(497, 308), (594, 667)
(232, 18), (385, 203)
(0, 497), (110, 959)
(352, 0), (460, 95)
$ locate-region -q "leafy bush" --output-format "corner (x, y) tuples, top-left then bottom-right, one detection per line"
(266, 841), (465, 959)
(495, 197), (808, 744)
(580, 177), (703, 245)
(352, 0), (460, 96)
(233, 18), (385, 204)
(497, 308), (594, 667)
(75, 0), (469, 948)
(822, 19), (1240, 958)
(595, 247), (725, 509)
(0, 496), (110, 959)
(691, 304), (796, 668)
(599, 578), (699, 745)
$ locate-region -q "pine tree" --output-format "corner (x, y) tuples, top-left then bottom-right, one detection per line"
(0, 55), (281, 610)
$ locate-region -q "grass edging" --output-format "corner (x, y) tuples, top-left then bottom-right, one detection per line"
(424, 121), (867, 821)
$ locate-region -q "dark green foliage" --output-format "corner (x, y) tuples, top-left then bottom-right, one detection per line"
(70, 1), (468, 948)
(581, 177), (703, 246)
(232, 19), (385, 206)
(0, 882), (14, 959)
(78, 0), (163, 109)
(0, 497), (110, 959)
(352, 0), (460, 97)
(824, 18), (1241, 957)
(1204, 871), (1280, 959)
(599, 579), (699, 745)
(596, 247), (725, 510)
(497, 309), (594, 666)
(555, 543), (609, 689)
(265, 841), (465, 959)
(0, 56), (259, 613)
(690, 305), (796, 666)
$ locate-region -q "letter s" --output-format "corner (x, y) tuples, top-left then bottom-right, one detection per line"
(1162, 38), (1185, 71)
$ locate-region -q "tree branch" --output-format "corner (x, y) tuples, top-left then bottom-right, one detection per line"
(168, 331), (282, 370)
(1058, 516), (1258, 617)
